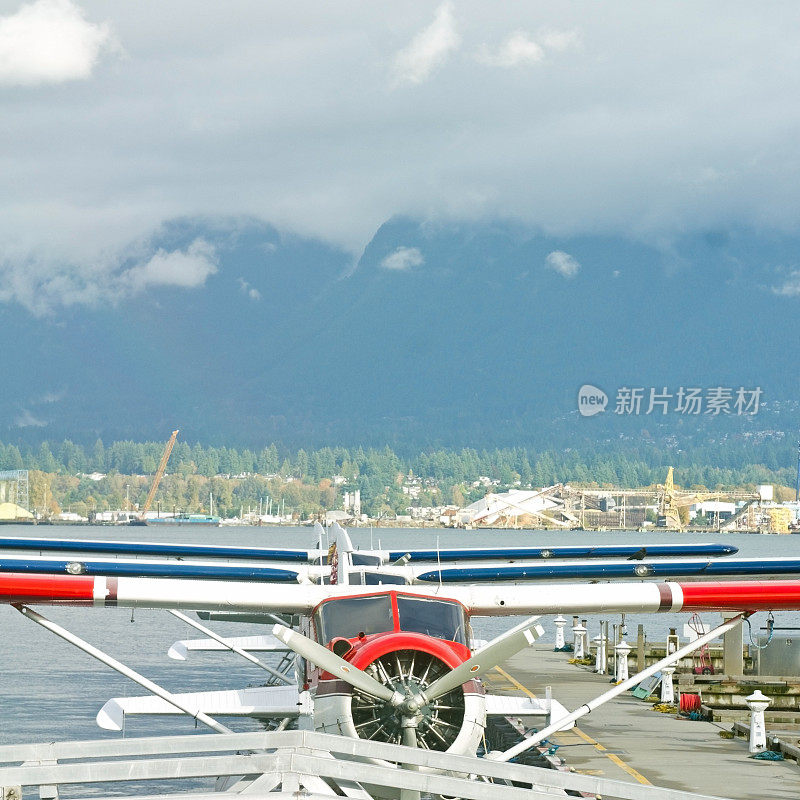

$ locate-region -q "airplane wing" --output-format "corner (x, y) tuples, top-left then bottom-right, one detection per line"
(389, 543), (738, 561)
(0, 555), (310, 582)
(410, 557), (800, 583)
(96, 686), (311, 730)
(0, 535), (316, 562)
(2, 572), (800, 615)
(0, 556), (318, 583)
(0, 535), (737, 565)
(0, 554), (795, 585)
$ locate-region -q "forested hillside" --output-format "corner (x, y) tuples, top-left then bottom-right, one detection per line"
(3, 437), (795, 519)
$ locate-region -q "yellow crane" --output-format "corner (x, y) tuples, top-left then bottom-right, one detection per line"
(136, 430), (179, 523)
(657, 466), (758, 529)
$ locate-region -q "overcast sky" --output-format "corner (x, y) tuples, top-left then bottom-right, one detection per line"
(2, 0), (800, 311)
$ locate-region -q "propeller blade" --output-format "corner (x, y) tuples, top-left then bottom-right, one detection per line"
(421, 616), (543, 702)
(272, 624), (403, 705)
(401, 717), (419, 748)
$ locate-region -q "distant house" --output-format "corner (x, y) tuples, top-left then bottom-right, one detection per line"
(325, 510), (353, 524)
(690, 501), (736, 520)
(56, 511), (88, 523)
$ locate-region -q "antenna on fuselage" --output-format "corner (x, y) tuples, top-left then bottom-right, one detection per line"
(313, 520), (325, 551)
(313, 520), (327, 575)
(331, 521), (354, 585)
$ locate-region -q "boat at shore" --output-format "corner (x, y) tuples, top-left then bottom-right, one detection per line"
(146, 513), (221, 527)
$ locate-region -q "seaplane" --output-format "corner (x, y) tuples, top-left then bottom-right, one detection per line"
(1, 525), (799, 800)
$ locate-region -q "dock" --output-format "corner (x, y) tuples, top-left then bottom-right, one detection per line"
(487, 644), (800, 799)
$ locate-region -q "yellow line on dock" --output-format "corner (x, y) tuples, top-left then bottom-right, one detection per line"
(492, 665), (652, 786)
(570, 727), (652, 785)
(493, 665), (535, 696)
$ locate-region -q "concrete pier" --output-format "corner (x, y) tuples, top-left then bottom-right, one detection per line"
(487, 644), (800, 799)
(722, 613), (745, 676)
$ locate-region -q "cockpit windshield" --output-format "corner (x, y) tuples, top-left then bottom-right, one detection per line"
(315, 595), (394, 642)
(396, 596), (466, 644)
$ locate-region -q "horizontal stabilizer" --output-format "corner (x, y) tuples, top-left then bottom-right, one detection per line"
(96, 686), (309, 730)
(485, 694), (573, 730)
(168, 634), (289, 660)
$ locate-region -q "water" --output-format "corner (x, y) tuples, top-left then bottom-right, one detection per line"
(0, 524), (798, 750)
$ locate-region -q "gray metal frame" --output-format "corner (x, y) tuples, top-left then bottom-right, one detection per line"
(0, 730), (733, 800)
(0, 470), (29, 512)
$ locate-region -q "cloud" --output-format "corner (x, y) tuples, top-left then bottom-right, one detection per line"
(478, 32), (543, 67)
(124, 239), (218, 292)
(773, 271), (800, 297)
(477, 28), (579, 67)
(539, 29), (581, 53)
(0, 0), (114, 86)
(1, 3), (800, 300)
(14, 409), (47, 428)
(37, 390), (64, 403)
(380, 246), (424, 271)
(545, 250), (580, 278)
(0, 238), (218, 314)
(237, 277), (262, 300)
(393, 2), (460, 85)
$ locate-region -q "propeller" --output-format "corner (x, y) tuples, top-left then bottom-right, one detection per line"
(272, 623), (404, 706)
(418, 616), (543, 703)
(274, 615), (543, 750)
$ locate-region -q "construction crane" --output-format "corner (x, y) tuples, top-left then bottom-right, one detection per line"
(134, 430), (179, 525)
(657, 466), (758, 530)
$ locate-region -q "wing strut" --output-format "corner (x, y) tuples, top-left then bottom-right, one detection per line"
(167, 609), (294, 685)
(13, 604), (232, 735)
(491, 611), (748, 762)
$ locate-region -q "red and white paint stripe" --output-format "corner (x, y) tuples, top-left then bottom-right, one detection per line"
(1, 572), (800, 615)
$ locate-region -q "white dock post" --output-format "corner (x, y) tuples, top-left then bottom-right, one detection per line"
(600, 630), (608, 674)
(745, 690), (771, 753)
(554, 615), (567, 650)
(573, 621), (587, 658)
(615, 640), (631, 682)
(581, 619), (588, 656)
(667, 627), (679, 655)
(593, 634), (607, 674)
(660, 665), (676, 703)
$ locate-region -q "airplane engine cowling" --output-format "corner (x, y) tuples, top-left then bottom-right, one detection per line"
(315, 640), (485, 756)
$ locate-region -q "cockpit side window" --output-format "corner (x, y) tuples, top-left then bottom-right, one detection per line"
(315, 595), (394, 643)
(396, 596), (466, 644)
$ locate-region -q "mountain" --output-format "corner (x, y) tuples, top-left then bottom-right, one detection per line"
(3, 216), (799, 450)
